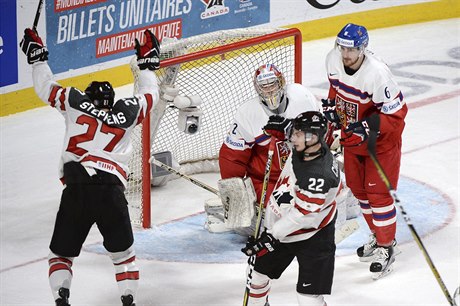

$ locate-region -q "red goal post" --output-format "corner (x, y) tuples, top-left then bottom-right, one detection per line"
(127, 28), (302, 228)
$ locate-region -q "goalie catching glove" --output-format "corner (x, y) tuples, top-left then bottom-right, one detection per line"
(135, 29), (160, 71)
(20, 28), (48, 64)
(263, 115), (292, 140)
(241, 230), (279, 257)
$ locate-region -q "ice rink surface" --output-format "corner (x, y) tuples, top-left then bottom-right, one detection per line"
(1, 19), (459, 305)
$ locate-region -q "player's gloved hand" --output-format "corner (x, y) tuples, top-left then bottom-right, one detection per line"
(321, 98), (340, 125)
(241, 230), (280, 257)
(340, 120), (370, 147)
(263, 115), (292, 140)
(135, 29), (160, 70)
(19, 28), (48, 64)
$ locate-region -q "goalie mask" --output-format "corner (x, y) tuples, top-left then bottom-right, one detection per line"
(253, 64), (287, 114)
(85, 81), (115, 109)
(292, 111), (328, 159)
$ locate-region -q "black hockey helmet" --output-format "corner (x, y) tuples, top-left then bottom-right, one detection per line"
(292, 111), (328, 140)
(85, 81), (115, 109)
(292, 111), (328, 159)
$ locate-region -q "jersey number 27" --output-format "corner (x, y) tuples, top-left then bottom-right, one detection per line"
(67, 114), (125, 156)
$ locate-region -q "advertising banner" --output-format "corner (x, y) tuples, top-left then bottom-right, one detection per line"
(0, 0), (18, 87)
(46, 0), (269, 74)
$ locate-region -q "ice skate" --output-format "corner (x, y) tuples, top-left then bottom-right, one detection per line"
(121, 294), (136, 306)
(357, 233), (377, 262)
(370, 245), (396, 280)
(357, 234), (401, 262)
(55, 287), (70, 306)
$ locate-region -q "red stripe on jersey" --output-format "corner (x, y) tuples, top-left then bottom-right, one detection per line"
(144, 93), (153, 113)
(294, 203), (314, 215)
(136, 93), (153, 125)
(81, 155), (127, 179)
(116, 271), (139, 282)
(295, 190), (325, 205)
(48, 86), (61, 107)
(59, 88), (67, 111)
(114, 256), (136, 266)
(288, 202), (337, 236)
(49, 263), (72, 276)
(136, 109), (145, 125)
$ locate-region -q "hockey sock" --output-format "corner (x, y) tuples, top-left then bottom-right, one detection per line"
(248, 271), (271, 306)
(109, 246), (139, 300)
(48, 252), (74, 301)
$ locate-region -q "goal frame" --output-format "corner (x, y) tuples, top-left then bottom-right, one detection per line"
(139, 28), (303, 228)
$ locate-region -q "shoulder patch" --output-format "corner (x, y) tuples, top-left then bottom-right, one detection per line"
(224, 135), (245, 150)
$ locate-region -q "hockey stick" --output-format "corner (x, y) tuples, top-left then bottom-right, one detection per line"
(152, 152), (359, 242)
(367, 118), (457, 306)
(243, 137), (276, 306)
(32, 0), (45, 31)
(150, 157), (219, 195)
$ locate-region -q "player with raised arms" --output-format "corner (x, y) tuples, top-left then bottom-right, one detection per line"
(20, 27), (161, 305)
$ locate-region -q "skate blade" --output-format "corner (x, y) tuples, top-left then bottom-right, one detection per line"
(372, 265), (393, 280)
(359, 255), (376, 263)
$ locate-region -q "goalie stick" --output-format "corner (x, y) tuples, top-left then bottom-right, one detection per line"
(152, 154), (358, 243)
(32, 0), (44, 31)
(367, 119), (458, 305)
(150, 157), (219, 195)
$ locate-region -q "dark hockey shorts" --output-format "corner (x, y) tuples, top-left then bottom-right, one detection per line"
(254, 217), (336, 295)
(49, 163), (134, 257)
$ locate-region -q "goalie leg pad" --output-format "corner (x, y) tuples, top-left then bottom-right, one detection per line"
(204, 198), (233, 233)
(218, 177), (256, 229)
(204, 215), (232, 233)
(204, 197), (225, 220)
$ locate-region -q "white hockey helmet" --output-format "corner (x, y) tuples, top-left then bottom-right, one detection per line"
(253, 64), (287, 113)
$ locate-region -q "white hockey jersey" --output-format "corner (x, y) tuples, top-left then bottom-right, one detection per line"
(265, 148), (341, 243)
(325, 48), (407, 155)
(219, 83), (321, 185)
(32, 61), (159, 187)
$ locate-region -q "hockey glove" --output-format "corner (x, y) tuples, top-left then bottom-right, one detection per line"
(241, 230), (279, 257)
(263, 115), (292, 140)
(340, 120), (370, 147)
(321, 98), (340, 125)
(340, 114), (380, 147)
(135, 30), (160, 71)
(19, 28), (48, 64)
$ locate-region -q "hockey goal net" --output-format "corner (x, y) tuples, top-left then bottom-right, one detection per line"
(126, 27), (302, 228)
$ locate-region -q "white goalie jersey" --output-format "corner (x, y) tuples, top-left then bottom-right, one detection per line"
(32, 61), (160, 187)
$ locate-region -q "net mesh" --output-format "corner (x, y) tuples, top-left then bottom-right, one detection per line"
(125, 28), (300, 227)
